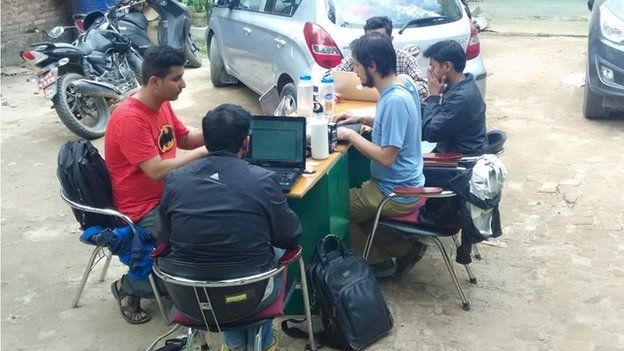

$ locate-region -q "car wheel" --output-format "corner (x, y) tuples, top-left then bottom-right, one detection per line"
(209, 37), (237, 87)
(280, 83), (297, 113)
(280, 82), (297, 105)
(583, 82), (610, 119)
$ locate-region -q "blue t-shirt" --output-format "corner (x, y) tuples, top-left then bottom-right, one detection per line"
(371, 75), (425, 202)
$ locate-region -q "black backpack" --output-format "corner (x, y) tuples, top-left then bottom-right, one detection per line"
(57, 140), (116, 229)
(304, 235), (394, 350)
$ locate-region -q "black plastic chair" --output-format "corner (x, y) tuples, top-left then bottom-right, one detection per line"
(146, 245), (317, 351)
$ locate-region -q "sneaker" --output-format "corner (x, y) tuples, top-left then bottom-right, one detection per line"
(370, 259), (397, 278)
(395, 241), (427, 277)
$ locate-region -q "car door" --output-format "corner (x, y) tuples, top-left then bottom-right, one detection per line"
(249, 0), (303, 93)
(219, 0), (267, 89)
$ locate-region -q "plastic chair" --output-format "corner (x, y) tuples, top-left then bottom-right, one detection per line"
(60, 189), (169, 322)
(362, 186), (477, 311)
(145, 245), (317, 351)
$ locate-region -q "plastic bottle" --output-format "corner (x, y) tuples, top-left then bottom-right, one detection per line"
(319, 76), (335, 118)
(310, 94), (329, 160)
(296, 74), (313, 119)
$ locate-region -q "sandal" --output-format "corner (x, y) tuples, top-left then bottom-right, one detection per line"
(111, 279), (151, 324)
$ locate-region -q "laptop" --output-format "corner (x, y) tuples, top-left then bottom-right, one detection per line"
(334, 71), (380, 102)
(246, 116), (307, 192)
(259, 85), (280, 115)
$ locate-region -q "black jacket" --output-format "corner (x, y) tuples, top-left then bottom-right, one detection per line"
(423, 74), (488, 156)
(159, 151), (302, 278)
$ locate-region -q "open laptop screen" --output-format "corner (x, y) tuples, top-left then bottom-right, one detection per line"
(247, 116), (306, 167)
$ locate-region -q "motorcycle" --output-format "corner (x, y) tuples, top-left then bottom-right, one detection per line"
(110, 0), (202, 68)
(20, 12), (143, 140)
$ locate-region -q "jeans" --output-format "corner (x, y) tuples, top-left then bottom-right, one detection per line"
(222, 247), (285, 351)
(121, 205), (161, 298)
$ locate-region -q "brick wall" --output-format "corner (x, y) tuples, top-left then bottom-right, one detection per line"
(1, 0), (73, 67)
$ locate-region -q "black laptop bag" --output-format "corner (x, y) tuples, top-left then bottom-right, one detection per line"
(306, 235), (394, 350)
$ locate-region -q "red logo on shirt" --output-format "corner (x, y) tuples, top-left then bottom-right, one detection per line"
(158, 124), (175, 153)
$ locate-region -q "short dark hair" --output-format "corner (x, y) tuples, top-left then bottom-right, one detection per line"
(141, 45), (186, 85)
(349, 33), (396, 77)
(202, 104), (251, 153)
(363, 16), (392, 37)
(423, 40), (466, 73)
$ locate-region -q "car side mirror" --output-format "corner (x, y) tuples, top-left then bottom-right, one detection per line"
(47, 26), (65, 39)
(228, 0), (240, 9)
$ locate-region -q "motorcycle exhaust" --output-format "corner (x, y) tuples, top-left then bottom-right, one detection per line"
(70, 79), (123, 100)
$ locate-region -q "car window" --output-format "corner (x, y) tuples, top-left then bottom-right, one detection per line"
(325, 0), (462, 29)
(265, 0), (302, 16)
(237, 0), (264, 11)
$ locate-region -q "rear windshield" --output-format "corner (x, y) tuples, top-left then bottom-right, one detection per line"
(326, 0), (463, 29)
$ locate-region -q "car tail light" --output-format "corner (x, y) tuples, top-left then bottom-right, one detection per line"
(303, 22), (343, 69)
(466, 22), (481, 60)
(20, 50), (48, 65)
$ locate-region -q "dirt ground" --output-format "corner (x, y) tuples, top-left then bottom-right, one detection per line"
(2, 30), (624, 350)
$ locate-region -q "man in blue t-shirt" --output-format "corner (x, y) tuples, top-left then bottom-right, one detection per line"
(336, 33), (425, 277)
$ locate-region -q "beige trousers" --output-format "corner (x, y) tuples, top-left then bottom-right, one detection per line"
(349, 180), (418, 264)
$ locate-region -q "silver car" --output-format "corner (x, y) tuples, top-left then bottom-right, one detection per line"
(208, 0), (487, 102)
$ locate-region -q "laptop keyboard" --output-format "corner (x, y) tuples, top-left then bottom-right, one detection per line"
(271, 168), (302, 191)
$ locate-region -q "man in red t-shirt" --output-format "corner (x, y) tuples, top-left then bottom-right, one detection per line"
(105, 45), (206, 324)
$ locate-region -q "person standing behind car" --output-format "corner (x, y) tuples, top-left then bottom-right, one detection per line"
(334, 16), (429, 99)
(422, 40), (488, 156)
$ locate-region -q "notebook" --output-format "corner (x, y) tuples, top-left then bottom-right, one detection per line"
(246, 116), (307, 192)
(334, 71), (380, 102)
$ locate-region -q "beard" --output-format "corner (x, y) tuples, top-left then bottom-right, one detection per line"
(361, 69), (375, 88)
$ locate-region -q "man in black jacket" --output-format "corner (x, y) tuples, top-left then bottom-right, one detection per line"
(159, 104), (302, 351)
(422, 40), (488, 156)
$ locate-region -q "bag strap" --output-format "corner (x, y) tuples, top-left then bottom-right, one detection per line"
(316, 234), (345, 266)
(281, 319), (326, 350)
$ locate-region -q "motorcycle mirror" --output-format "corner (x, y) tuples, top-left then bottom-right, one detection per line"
(228, 0), (240, 9)
(47, 26), (65, 39)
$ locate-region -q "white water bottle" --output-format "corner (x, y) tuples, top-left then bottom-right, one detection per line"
(319, 76), (335, 118)
(296, 74), (313, 118)
(310, 97), (329, 160)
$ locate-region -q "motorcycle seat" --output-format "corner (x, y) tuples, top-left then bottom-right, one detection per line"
(57, 42), (92, 55)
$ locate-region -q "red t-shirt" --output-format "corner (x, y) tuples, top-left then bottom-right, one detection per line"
(105, 97), (189, 221)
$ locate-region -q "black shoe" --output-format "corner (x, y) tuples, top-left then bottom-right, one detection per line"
(395, 241), (427, 277)
(370, 259), (397, 278)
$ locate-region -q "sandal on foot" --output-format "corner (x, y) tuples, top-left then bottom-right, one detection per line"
(111, 279), (151, 324)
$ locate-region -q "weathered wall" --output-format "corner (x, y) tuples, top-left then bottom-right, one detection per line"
(1, 0), (73, 67)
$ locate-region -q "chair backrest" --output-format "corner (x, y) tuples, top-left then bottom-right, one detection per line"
(154, 257), (285, 329)
(483, 130), (507, 155)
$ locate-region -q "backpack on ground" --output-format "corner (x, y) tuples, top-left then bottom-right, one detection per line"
(304, 234), (394, 350)
(57, 140), (116, 229)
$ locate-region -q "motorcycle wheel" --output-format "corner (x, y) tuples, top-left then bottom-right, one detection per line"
(184, 33), (202, 68)
(53, 73), (110, 140)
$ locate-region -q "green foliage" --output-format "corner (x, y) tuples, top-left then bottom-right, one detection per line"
(181, 0), (214, 13)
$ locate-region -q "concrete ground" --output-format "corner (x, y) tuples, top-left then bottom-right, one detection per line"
(2, 15), (624, 351)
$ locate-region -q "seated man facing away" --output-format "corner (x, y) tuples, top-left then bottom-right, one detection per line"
(159, 104), (302, 351)
(335, 33), (426, 278)
(105, 45), (206, 324)
(422, 40), (488, 156)
(334, 16), (428, 99)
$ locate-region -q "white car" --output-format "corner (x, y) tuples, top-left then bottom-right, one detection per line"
(208, 0), (486, 103)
